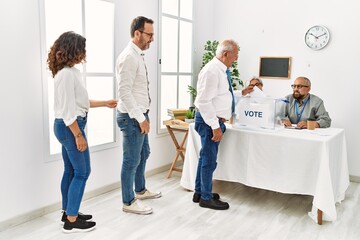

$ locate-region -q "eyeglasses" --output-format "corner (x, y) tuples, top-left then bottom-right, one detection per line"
(291, 84), (309, 89)
(249, 83), (262, 87)
(139, 30), (154, 38)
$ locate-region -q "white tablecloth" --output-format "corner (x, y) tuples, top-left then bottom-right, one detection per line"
(180, 124), (349, 222)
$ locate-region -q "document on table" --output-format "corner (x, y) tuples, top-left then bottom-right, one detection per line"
(285, 124), (302, 130)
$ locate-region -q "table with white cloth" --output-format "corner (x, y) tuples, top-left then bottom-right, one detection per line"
(180, 123), (349, 224)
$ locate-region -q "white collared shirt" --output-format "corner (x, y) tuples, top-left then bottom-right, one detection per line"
(194, 57), (232, 129)
(54, 67), (89, 126)
(116, 41), (150, 123)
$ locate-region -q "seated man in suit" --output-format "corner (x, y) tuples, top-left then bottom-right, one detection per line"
(282, 76), (331, 129)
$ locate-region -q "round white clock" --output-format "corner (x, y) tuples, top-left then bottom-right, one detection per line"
(304, 25), (330, 50)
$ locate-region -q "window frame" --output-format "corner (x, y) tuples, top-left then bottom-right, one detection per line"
(39, 0), (118, 162)
(157, 0), (194, 134)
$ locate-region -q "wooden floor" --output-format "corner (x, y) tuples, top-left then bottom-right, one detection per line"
(1, 171), (360, 240)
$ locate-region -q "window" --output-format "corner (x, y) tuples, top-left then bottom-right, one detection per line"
(40, 0), (116, 158)
(158, 0), (194, 132)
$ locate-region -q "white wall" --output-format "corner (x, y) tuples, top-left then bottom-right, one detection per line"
(0, 0), (175, 224)
(1, 0), (359, 226)
(193, 0), (216, 76)
(193, 0), (360, 177)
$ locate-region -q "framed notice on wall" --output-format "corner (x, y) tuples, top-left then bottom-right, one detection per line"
(259, 57), (291, 79)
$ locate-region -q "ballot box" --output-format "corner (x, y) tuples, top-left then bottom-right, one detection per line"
(232, 97), (287, 130)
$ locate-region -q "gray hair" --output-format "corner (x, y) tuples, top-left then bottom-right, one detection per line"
(297, 76), (311, 86)
(215, 39), (239, 58)
(249, 77), (263, 85)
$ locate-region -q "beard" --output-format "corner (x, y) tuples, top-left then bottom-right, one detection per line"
(293, 91), (306, 100)
(139, 37), (151, 50)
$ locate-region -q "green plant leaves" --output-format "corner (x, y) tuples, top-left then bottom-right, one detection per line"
(200, 40), (243, 89)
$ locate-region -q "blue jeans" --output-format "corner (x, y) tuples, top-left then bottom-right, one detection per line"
(54, 115), (91, 216)
(117, 111), (150, 205)
(194, 112), (226, 201)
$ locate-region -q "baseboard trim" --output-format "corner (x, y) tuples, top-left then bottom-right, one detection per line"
(0, 164), (172, 232)
(350, 175), (360, 183)
(146, 163), (173, 177)
(0, 202), (61, 233)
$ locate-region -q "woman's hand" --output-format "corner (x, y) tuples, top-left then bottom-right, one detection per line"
(90, 99), (118, 108)
(69, 121), (87, 152)
(241, 85), (254, 96)
(75, 133), (88, 152)
(105, 99), (117, 108)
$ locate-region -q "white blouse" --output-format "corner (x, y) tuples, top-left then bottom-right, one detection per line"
(54, 67), (89, 126)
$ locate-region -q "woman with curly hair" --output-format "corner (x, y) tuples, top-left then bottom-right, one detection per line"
(48, 31), (117, 233)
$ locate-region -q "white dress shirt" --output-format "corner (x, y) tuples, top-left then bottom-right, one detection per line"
(194, 57), (232, 129)
(54, 67), (89, 126)
(116, 41), (150, 123)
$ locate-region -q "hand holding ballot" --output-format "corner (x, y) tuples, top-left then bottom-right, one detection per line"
(240, 77), (264, 96)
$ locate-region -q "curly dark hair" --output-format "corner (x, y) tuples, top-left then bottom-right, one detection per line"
(47, 31), (86, 77)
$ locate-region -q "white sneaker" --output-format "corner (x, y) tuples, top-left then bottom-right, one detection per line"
(135, 189), (162, 200)
(123, 200), (153, 215)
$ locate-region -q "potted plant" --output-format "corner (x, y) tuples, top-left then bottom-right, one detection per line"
(187, 85), (197, 111)
(184, 109), (195, 123)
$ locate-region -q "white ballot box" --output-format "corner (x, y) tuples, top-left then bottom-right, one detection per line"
(233, 97), (287, 130)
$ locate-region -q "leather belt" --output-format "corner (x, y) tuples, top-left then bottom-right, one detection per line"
(218, 117), (226, 123)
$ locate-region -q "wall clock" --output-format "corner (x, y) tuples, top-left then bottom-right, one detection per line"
(304, 25), (330, 50)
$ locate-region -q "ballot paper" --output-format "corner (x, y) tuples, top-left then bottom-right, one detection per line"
(249, 86), (267, 98)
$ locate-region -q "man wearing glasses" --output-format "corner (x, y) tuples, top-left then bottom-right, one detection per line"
(116, 16), (161, 215)
(282, 76), (331, 129)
